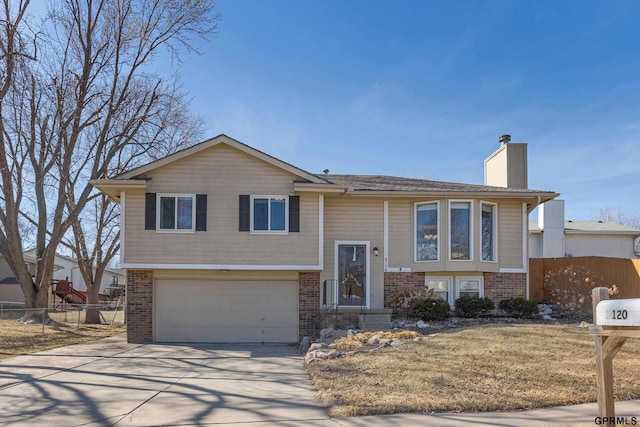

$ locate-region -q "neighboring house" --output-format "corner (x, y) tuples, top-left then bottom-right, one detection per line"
(0, 252), (125, 303)
(92, 134), (558, 344)
(23, 249), (126, 295)
(529, 200), (640, 259)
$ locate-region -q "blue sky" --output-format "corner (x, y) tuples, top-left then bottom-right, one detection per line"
(174, 0), (640, 221)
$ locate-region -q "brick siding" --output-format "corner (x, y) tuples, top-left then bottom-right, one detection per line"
(126, 270), (153, 343)
(383, 272), (427, 307)
(483, 272), (527, 302)
(299, 271), (320, 340)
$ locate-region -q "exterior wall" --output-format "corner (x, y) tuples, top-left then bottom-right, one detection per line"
(322, 197), (385, 309)
(126, 270), (153, 343)
(483, 272), (527, 302)
(123, 144), (320, 266)
(0, 284), (25, 303)
(388, 198), (523, 272)
(529, 233), (543, 258)
(498, 201), (525, 269)
(0, 256), (14, 281)
(383, 272), (426, 307)
(565, 234), (638, 258)
(299, 271), (320, 339)
(484, 143), (527, 189)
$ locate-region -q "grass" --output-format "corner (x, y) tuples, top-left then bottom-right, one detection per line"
(306, 323), (640, 417)
(0, 310), (125, 360)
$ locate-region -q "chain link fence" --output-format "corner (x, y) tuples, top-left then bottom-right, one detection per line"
(0, 301), (125, 335)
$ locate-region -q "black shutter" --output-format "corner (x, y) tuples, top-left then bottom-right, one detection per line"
(145, 193), (156, 230)
(289, 195), (300, 232)
(195, 194), (207, 231)
(239, 195), (250, 231)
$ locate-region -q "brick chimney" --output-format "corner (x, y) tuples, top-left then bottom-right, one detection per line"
(484, 134), (528, 188)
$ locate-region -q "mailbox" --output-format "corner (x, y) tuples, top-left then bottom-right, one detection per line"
(596, 298), (640, 327)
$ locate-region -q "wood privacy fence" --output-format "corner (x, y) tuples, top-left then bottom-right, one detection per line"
(529, 257), (640, 302)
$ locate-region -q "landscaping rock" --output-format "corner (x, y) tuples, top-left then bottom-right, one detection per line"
(299, 336), (311, 353)
(416, 320), (428, 329)
(390, 339), (407, 347)
(378, 338), (392, 346)
(367, 333), (383, 345)
(308, 342), (328, 352)
(320, 326), (335, 339)
(578, 321), (592, 328)
(542, 314), (554, 321)
(347, 329), (357, 338)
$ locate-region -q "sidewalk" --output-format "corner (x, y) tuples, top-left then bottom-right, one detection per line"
(330, 399), (640, 427)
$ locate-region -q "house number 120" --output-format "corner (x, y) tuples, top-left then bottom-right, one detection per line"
(611, 309), (628, 320)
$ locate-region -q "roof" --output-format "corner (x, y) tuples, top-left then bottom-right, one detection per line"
(114, 134), (328, 184)
(92, 134), (558, 205)
(321, 174), (557, 198)
(529, 220), (640, 235)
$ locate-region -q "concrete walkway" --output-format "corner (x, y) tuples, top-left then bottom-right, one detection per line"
(0, 335), (638, 426)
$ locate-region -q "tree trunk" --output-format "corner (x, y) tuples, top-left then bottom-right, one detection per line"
(84, 272), (104, 324)
(21, 282), (52, 324)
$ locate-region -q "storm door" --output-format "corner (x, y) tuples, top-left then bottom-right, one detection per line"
(336, 243), (368, 307)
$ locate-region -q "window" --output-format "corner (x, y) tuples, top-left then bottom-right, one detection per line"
(157, 194), (195, 231)
(449, 201), (472, 260)
(415, 202), (439, 261)
(481, 202), (497, 262)
(251, 196), (288, 232)
(426, 277), (452, 304)
(456, 277), (483, 299)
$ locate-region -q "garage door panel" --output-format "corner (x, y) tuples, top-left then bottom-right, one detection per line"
(154, 279), (299, 343)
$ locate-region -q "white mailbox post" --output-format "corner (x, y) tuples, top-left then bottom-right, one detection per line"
(589, 288), (640, 426)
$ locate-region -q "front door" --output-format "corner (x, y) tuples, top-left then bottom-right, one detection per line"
(336, 243), (368, 307)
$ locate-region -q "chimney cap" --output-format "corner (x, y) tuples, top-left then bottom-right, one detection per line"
(323, 169), (329, 175)
(499, 134), (511, 144)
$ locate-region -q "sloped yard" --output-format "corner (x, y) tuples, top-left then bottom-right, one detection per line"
(306, 323), (640, 417)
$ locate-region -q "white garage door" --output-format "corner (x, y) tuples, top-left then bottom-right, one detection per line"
(154, 279), (298, 343)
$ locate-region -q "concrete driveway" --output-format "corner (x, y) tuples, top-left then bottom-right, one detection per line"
(0, 335), (331, 426)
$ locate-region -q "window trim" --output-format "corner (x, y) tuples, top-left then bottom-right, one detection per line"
(414, 200), (441, 263)
(480, 201), (498, 263)
(156, 193), (196, 233)
(448, 199), (474, 261)
(425, 276), (453, 306)
(250, 195), (289, 234)
(455, 276), (484, 299)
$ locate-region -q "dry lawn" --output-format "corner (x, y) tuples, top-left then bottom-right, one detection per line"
(0, 311), (125, 360)
(306, 323), (640, 417)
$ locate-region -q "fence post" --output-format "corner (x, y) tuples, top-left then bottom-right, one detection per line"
(592, 287), (614, 421)
(77, 307), (81, 329)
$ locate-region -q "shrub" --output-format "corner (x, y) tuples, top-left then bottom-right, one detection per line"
(388, 286), (435, 318)
(454, 296), (495, 318)
(408, 298), (451, 321)
(542, 265), (618, 321)
(498, 298), (538, 319)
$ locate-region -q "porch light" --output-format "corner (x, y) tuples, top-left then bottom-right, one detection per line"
(373, 247), (380, 256)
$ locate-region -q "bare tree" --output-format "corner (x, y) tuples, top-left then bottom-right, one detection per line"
(592, 207), (640, 229)
(0, 0), (219, 322)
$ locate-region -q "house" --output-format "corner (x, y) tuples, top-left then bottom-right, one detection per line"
(92, 134), (558, 344)
(22, 249), (126, 295)
(529, 200), (640, 259)
(0, 252), (125, 304)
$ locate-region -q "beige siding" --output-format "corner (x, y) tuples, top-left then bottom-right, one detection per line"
(322, 197), (385, 309)
(498, 201), (524, 269)
(389, 198), (522, 272)
(123, 144), (319, 266)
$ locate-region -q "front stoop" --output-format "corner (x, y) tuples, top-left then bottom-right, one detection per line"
(359, 310), (393, 330)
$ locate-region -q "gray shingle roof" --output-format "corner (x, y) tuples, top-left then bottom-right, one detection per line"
(529, 220), (640, 234)
(319, 174), (555, 194)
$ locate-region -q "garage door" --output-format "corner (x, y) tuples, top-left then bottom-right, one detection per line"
(154, 279), (298, 343)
